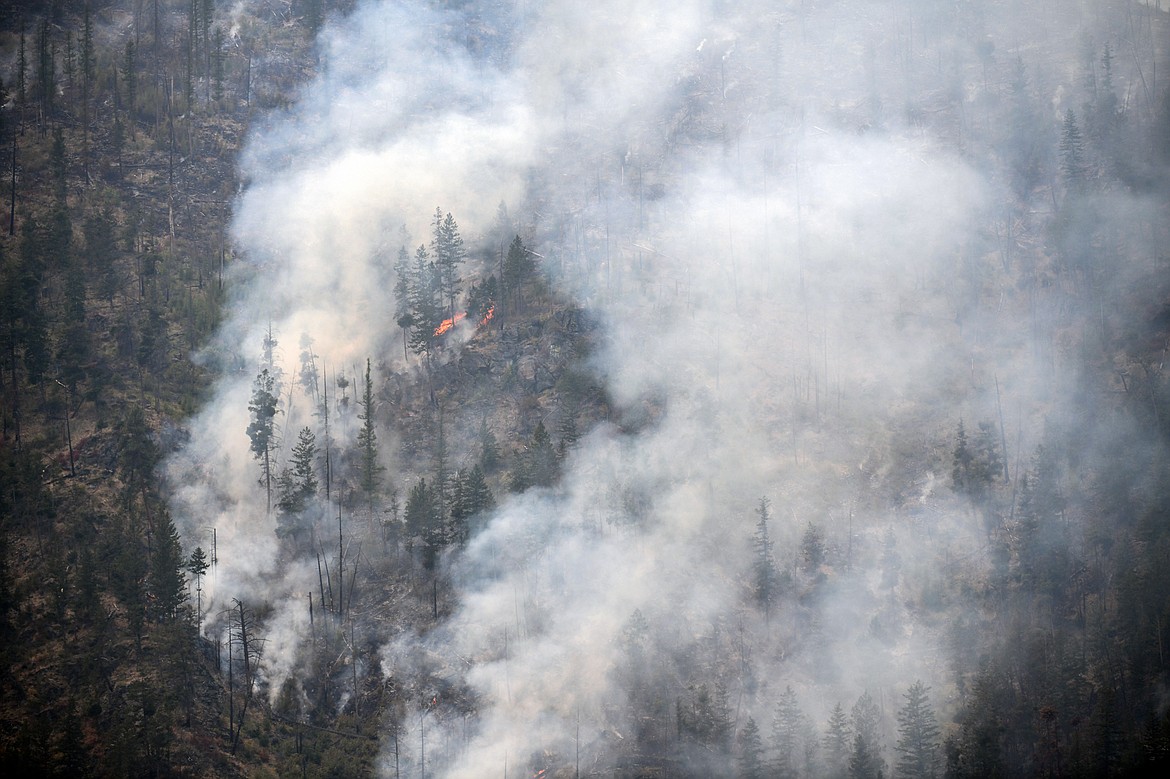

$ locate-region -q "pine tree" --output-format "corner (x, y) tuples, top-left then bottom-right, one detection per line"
(212, 27), (225, 104)
(479, 418), (501, 472)
(150, 513), (188, 622)
(1060, 108), (1088, 190)
(895, 681), (940, 778)
(123, 40), (137, 129)
(753, 497), (777, 617)
(85, 207), (120, 305)
(801, 521), (825, 574)
(502, 234), (534, 311)
(247, 368), (279, 512)
(824, 702), (852, 776)
(738, 716), (765, 779)
(356, 358), (384, 509)
(393, 245), (415, 360)
(450, 466), (494, 543)
(849, 691), (885, 779)
(187, 546), (209, 617)
(407, 245), (442, 357)
(291, 426), (319, 500)
(515, 420), (557, 490)
(952, 418), (973, 495)
(773, 685), (806, 779)
(432, 209), (466, 316)
(405, 477), (443, 569)
(276, 427), (318, 528)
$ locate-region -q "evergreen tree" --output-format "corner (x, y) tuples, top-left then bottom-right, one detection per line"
(738, 716), (765, 779)
(150, 513), (188, 622)
(953, 419), (1000, 508)
(801, 521), (825, 574)
(753, 497), (777, 617)
(849, 732), (883, 779)
(211, 27), (225, 104)
(849, 691), (885, 779)
(514, 420), (557, 490)
(290, 426), (319, 500)
(57, 258), (91, 392)
(297, 333), (320, 403)
(356, 358), (384, 509)
(122, 40), (136, 127)
(187, 546), (209, 617)
(247, 368), (279, 512)
(47, 127), (72, 271)
(404, 477), (442, 567)
(393, 245), (414, 360)
(1060, 108), (1088, 190)
(895, 681), (940, 778)
(467, 274), (498, 325)
(824, 702), (852, 776)
(479, 418), (501, 473)
(431, 209), (466, 316)
(275, 426), (319, 534)
(773, 685), (806, 779)
(1005, 57), (1044, 198)
(449, 466), (494, 543)
(407, 245), (442, 357)
(84, 207), (120, 305)
(502, 234), (534, 311)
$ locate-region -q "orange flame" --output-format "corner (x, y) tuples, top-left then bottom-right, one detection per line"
(480, 305), (495, 326)
(433, 312), (466, 336)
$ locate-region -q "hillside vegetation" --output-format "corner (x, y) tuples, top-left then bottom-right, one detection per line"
(2, 1), (1170, 778)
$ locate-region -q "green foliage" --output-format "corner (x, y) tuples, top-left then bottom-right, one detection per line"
(478, 418), (501, 473)
(502, 234), (534, 311)
(1060, 108), (1088, 189)
(467, 274), (498, 325)
(678, 682), (732, 753)
(187, 546), (209, 580)
(150, 513), (188, 622)
(406, 244), (442, 357)
(431, 208), (466, 315)
(772, 685), (806, 779)
(449, 465), (494, 542)
(404, 477), (443, 569)
(850, 691), (885, 779)
(800, 521), (825, 574)
(356, 358), (384, 507)
(512, 420), (557, 491)
(116, 405), (160, 502)
(895, 681), (940, 778)
(737, 716), (765, 779)
(247, 368), (279, 509)
(951, 419), (1002, 509)
(752, 497), (777, 614)
(84, 207), (121, 305)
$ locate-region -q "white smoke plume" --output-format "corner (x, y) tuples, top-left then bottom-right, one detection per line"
(165, 0), (1159, 775)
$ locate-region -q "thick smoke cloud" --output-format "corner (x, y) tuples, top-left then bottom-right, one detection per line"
(165, 0), (1159, 775)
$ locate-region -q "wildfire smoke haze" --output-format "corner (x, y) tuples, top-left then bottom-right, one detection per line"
(162, 0), (1169, 777)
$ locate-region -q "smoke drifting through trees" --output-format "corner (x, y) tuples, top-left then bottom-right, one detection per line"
(161, 0), (1169, 776)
